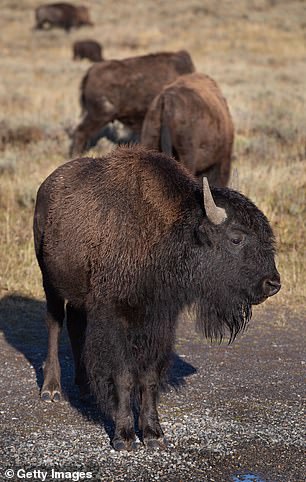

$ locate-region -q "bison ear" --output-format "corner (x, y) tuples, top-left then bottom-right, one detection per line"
(229, 168), (239, 191)
(203, 177), (227, 225)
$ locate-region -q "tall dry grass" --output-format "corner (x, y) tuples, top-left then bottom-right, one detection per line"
(0, 0), (305, 314)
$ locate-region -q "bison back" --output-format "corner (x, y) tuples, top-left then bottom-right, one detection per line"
(33, 145), (196, 306)
(79, 51), (195, 131)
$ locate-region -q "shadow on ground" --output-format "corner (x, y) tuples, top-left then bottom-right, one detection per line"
(0, 293), (196, 441)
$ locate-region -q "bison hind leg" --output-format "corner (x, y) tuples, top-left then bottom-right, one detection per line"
(41, 287), (65, 402)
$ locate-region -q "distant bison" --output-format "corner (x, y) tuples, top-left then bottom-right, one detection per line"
(34, 145), (280, 451)
(141, 72), (234, 187)
(73, 39), (103, 62)
(70, 50), (195, 156)
(35, 3), (93, 32)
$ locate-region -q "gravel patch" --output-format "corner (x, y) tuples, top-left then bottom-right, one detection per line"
(0, 297), (305, 481)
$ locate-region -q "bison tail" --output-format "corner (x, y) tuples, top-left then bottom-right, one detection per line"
(160, 97), (173, 156)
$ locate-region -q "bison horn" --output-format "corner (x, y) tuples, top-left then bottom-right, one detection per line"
(229, 168), (239, 191)
(203, 177), (227, 225)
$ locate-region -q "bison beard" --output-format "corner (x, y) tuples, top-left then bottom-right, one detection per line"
(33, 145), (280, 450)
(195, 292), (252, 343)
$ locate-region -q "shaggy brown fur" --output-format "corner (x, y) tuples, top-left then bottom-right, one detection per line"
(70, 50), (195, 156)
(35, 3), (93, 32)
(33, 145), (280, 451)
(141, 72), (234, 187)
(73, 40), (103, 62)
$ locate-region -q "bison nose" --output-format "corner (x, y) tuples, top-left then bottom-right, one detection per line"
(262, 278), (281, 297)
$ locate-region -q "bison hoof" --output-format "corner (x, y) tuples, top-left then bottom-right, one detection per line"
(144, 436), (169, 450)
(41, 387), (61, 402)
(112, 437), (138, 452)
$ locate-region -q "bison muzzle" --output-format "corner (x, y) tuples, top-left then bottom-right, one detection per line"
(33, 145), (280, 451)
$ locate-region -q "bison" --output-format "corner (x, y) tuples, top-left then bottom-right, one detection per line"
(141, 72), (234, 187)
(73, 39), (103, 62)
(69, 50), (195, 156)
(33, 145), (281, 451)
(35, 3), (93, 32)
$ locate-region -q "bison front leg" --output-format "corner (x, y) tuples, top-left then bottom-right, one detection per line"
(84, 309), (137, 451)
(112, 371), (137, 451)
(139, 369), (168, 449)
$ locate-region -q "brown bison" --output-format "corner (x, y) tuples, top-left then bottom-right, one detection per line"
(73, 39), (103, 62)
(141, 72), (234, 187)
(35, 3), (93, 32)
(70, 50), (195, 156)
(33, 144), (280, 451)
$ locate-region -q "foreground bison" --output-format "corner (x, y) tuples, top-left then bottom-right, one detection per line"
(141, 72), (234, 187)
(33, 145), (280, 450)
(70, 50), (195, 156)
(35, 3), (93, 32)
(73, 39), (103, 62)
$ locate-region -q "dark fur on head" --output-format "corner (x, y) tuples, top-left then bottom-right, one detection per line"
(193, 187), (276, 342)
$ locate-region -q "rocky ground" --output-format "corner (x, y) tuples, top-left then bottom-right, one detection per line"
(0, 294), (305, 482)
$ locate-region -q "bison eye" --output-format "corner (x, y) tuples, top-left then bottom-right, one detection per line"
(230, 234), (245, 245)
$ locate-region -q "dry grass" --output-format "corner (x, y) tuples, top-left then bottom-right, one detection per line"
(0, 0), (305, 314)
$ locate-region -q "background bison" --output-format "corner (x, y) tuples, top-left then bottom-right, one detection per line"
(73, 39), (103, 62)
(141, 72), (234, 187)
(33, 145), (280, 451)
(35, 3), (93, 32)
(70, 50), (195, 156)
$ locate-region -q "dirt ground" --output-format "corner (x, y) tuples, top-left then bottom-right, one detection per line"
(0, 295), (304, 482)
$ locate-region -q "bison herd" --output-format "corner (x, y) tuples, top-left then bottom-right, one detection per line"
(32, 2), (281, 451)
(69, 49), (234, 188)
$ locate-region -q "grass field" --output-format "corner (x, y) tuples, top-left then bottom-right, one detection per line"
(0, 0), (305, 313)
